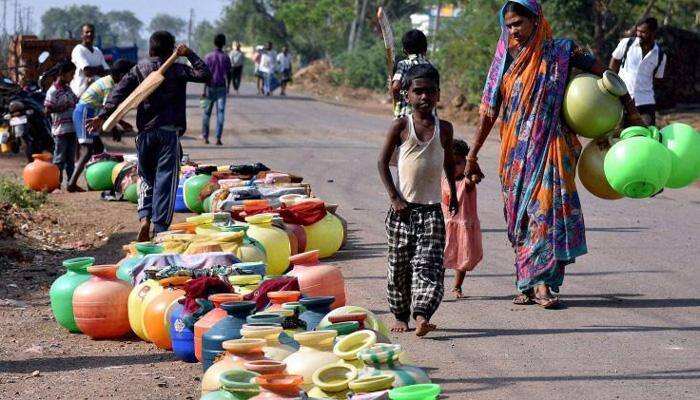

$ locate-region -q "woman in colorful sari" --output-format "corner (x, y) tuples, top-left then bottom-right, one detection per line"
(465, 0), (644, 308)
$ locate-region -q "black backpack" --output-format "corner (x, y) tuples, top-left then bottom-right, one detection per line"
(620, 37), (666, 77)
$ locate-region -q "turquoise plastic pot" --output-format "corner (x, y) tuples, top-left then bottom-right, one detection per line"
(183, 174), (212, 214)
(604, 126), (672, 198)
(49, 257), (94, 332)
(124, 183), (138, 203)
(389, 384), (441, 400)
(85, 160), (119, 191)
(116, 243), (163, 283)
(563, 71), (626, 139)
(660, 123), (700, 188)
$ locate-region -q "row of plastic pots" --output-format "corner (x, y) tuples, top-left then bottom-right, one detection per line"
(158, 211), (344, 274)
(22, 156), (122, 193)
(578, 123), (700, 200)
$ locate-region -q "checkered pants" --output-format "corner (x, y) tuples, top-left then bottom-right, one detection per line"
(385, 204), (446, 321)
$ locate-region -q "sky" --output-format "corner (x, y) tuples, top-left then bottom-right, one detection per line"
(17, 0), (227, 34)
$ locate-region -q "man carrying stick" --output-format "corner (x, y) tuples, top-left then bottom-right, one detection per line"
(87, 31), (210, 241)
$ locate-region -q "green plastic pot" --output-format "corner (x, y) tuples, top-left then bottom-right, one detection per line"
(389, 384), (441, 400)
(660, 123), (700, 188)
(116, 243), (163, 282)
(200, 368), (259, 400)
(183, 174), (212, 214)
(124, 183), (138, 203)
(85, 160), (119, 191)
(563, 71), (626, 139)
(604, 126), (672, 198)
(49, 257), (95, 332)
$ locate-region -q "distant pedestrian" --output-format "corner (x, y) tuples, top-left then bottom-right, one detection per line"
(44, 60), (78, 190)
(68, 59), (135, 192)
(377, 64), (457, 337)
(441, 139), (483, 299)
(610, 17), (667, 126)
(70, 23), (109, 97)
(259, 41), (278, 96)
(391, 29), (433, 118)
(228, 41), (245, 94)
(203, 33), (232, 146)
(87, 31), (210, 241)
(254, 45), (264, 95)
(277, 46), (293, 96)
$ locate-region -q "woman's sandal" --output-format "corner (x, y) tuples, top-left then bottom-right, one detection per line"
(533, 295), (560, 309)
(512, 290), (534, 305)
(452, 287), (466, 299)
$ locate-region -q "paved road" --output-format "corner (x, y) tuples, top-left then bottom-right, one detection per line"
(182, 83), (700, 399)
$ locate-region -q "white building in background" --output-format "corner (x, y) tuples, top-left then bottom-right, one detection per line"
(411, 3), (462, 38)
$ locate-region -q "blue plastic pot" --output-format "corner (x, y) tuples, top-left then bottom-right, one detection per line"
(169, 302), (197, 363)
(201, 301), (256, 371)
(299, 296), (335, 331)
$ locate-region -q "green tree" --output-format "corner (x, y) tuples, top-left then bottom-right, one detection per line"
(40, 5), (112, 39)
(148, 14), (187, 39)
(193, 21), (218, 54)
(105, 11), (143, 45)
(433, 0), (503, 103)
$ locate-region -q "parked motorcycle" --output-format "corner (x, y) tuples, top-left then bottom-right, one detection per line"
(0, 51), (54, 162)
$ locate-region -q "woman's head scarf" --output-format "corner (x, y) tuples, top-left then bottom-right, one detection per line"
(480, 0), (553, 117)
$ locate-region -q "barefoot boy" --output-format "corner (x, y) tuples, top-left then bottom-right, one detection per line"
(378, 64), (458, 337)
(87, 31), (210, 241)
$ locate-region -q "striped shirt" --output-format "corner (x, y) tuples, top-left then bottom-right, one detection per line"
(44, 81), (78, 136)
(79, 75), (115, 109)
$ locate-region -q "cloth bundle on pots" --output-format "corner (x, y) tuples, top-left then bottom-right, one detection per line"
(243, 276), (300, 311)
(278, 201), (327, 226)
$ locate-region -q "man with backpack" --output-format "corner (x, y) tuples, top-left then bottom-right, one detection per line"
(610, 17), (667, 126)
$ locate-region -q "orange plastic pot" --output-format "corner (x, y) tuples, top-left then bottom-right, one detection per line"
(267, 291), (301, 311)
(251, 374), (304, 399)
(23, 153), (60, 191)
(142, 276), (189, 350)
(287, 251), (346, 309)
(170, 222), (198, 234)
(72, 265), (132, 339)
(194, 293), (244, 362)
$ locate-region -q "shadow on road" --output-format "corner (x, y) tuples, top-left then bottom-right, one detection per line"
(434, 368), (700, 395)
(430, 325), (700, 341)
(0, 352), (180, 373)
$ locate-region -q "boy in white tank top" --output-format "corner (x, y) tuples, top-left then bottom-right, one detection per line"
(377, 64), (458, 337)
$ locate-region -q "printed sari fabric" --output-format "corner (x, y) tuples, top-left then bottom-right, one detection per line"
(480, 0), (587, 292)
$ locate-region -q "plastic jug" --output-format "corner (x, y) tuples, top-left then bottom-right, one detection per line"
(563, 71), (627, 139)
(245, 214), (291, 276)
(577, 137), (624, 200)
(142, 276), (189, 349)
(128, 269), (164, 342)
(604, 126), (672, 198)
(72, 265), (132, 339)
(49, 257), (94, 333)
(194, 293), (244, 362)
(660, 123), (700, 188)
(287, 250), (346, 309)
(202, 301), (257, 370)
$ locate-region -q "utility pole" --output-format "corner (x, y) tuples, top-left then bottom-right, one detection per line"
(12, 0), (17, 35)
(187, 8), (194, 48)
(2, 0), (7, 35)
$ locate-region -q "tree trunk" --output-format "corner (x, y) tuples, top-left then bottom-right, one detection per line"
(348, 0), (360, 52)
(354, 0), (370, 50)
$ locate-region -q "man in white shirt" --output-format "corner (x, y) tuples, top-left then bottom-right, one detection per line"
(258, 41), (278, 96)
(276, 46), (292, 96)
(610, 17), (667, 126)
(70, 23), (109, 97)
(228, 41), (245, 94)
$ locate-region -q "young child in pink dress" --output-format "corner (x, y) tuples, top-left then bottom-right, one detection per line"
(441, 139), (483, 298)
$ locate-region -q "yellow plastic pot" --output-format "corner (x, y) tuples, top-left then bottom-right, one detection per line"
(127, 273), (164, 342)
(245, 214), (291, 276)
(284, 330), (340, 390)
(563, 71), (626, 139)
(334, 330), (378, 369)
(307, 363), (358, 399)
(349, 375), (395, 393)
(303, 213), (344, 258)
(577, 137), (624, 200)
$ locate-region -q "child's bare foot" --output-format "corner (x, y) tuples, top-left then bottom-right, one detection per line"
(137, 220), (151, 242)
(415, 316), (436, 337)
(391, 320), (410, 333)
(452, 287), (466, 299)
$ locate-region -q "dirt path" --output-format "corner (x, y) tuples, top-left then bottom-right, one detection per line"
(1, 83), (700, 399)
